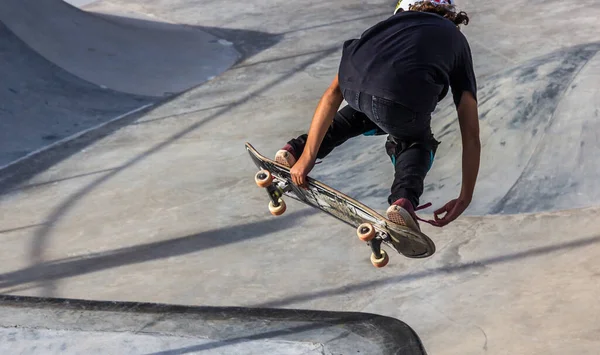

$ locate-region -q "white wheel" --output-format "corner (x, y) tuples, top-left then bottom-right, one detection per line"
(371, 250), (389, 268)
(268, 199), (286, 216)
(255, 170), (273, 187)
(357, 223), (376, 241)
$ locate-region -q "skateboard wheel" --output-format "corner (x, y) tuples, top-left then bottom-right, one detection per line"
(268, 199), (286, 216)
(357, 223), (376, 242)
(371, 250), (389, 268)
(255, 169), (273, 187)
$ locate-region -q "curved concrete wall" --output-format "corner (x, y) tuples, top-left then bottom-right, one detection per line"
(0, 0), (240, 97)
(425, 44), (600, 215)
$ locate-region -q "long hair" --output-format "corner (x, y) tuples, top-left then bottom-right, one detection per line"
(404, 1), (470, 28)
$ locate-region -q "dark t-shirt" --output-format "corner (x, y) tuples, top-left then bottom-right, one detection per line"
(338, 11), (477, 113)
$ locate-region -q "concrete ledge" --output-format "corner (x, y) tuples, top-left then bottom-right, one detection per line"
(0, 295), (427, 354)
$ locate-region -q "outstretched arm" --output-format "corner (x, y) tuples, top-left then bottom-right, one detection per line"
(432, 91), (480, 226)
(290, 75), (344, 187)
(456, 90), (480, 203)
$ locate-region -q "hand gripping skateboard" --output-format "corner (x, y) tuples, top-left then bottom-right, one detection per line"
(246, 142), (436, 268)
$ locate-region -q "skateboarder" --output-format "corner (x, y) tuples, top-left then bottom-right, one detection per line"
(275, 0), (480, 232)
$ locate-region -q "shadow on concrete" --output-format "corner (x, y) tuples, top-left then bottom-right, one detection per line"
(278, 11), (389, 35)
(0, 21), (154, 170)
(0, 295), (428, 355)
(2, 43), (340, 298)
(235, 46), (346, 69)
(144, 321), (360, 355)
(94, 12), (283, 66)
(126, 103), (232, 126)
(4, 167), (120, 193)
(0, 223), (47, 235)
(0, 7), (385, 301)
(0, 209), (316, 292)
(0, 13), (281, 187)
(250, 233), (600, 308)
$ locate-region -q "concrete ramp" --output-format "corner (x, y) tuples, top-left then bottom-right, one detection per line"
(420, 43), (600, 215)
(0, 0), (243, 170)
(0, 295), (427, 355)
(0, 21), (154, 169)
(0, 0), (240, 97)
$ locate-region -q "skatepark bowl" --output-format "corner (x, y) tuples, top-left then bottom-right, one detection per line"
(1, 0), (600, 354)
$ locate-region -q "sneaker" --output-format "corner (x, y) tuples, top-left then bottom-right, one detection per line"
(386, 198), (421, 232)
(275, 144), (297, 168)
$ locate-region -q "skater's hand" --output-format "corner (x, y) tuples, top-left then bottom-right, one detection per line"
(431, 198), (470, 227)
(290, 155), (316, 188)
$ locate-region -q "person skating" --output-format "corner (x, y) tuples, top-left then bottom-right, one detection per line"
(275, 0), (480, 233)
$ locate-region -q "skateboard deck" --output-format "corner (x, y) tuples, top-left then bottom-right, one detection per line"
(245, 142), (435, 267)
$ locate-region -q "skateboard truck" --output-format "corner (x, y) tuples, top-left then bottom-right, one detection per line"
(369, 237), (383, 259)
(255, 170), (287, 215)
(357, 223), (389, 268)
(256, 168), (391, 268)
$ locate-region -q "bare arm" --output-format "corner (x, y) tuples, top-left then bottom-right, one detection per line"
(290, 75), (344, 187)
(433, 91), (480, 226)
(457, 91), (481, 203)
(302, 75), (344, 160)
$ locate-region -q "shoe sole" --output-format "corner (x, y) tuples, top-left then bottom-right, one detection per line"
(275, 151), (295, 168)
(387, 206), (421, 233)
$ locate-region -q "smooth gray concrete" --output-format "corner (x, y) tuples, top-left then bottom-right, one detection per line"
(427, 42), (600, 214)
(0, 22), (154, 169)
(1, 0), (600, 354)
(0, 0), (240, 97)
(0, 0), (248, 171)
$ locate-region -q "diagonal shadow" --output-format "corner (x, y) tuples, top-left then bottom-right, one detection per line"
(0, 209), (316, 291)
(0, 9), (391, 184)
(279, 12), (389, 35)
(143, 321), (348, 355)
(126, 104), (232, 126)
(236, 47), (346, 69)
(19, 45), (340, 297)
(0, 223), (47, 235)
(250, 233), (600, 308)
(4, 167), (119, 193)
(0, 17), (282, 193)
(0, 294), (426, 355)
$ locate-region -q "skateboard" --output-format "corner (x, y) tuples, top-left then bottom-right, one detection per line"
(245, 142), (436, 268)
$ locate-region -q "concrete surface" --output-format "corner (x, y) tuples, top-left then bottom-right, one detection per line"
(0, 295), (427, 355)
(0, 0), (249, 171)
(1, 0), (600, 354)
(0, 0), (240, 97)
(427, 42), (600, 215)
(0, 21), (153, 169)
